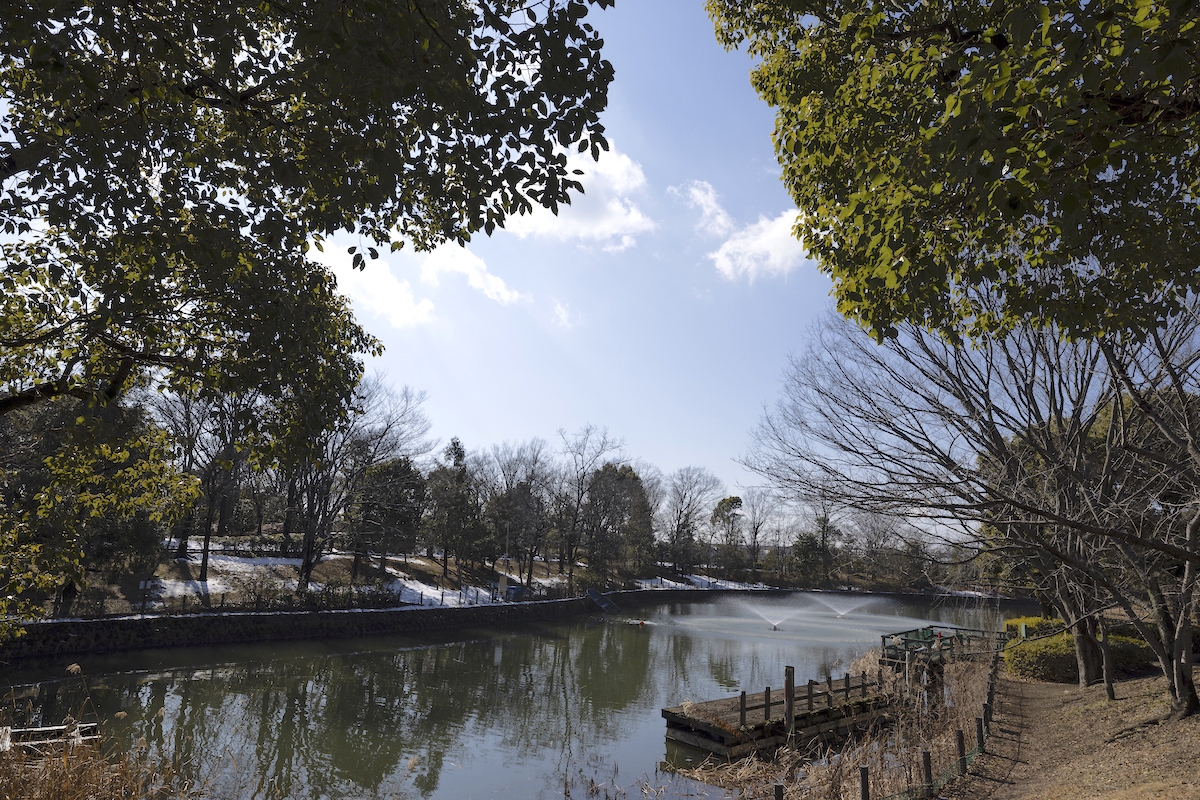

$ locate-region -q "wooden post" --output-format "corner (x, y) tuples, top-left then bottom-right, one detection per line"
(826, 675), (834, 707)
(921, 750), (932, 795)
(739, 691), (747, 727)
(956, 729), (967, 775)
(785, 666), (795, 736)
(976, 716), (985, 754)
(905, 650), (913, 693)
(861, 670), (867, 697)
(807, 679), (815, 711)
(860, 765), (870, 800)
(845, 673), (852, 702)
(764, 687), (771, 721)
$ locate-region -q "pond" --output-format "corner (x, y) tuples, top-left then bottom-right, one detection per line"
(1, 592), (1029, 799)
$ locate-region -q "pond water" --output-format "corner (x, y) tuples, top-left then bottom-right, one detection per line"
(1, 592), (1029, 799)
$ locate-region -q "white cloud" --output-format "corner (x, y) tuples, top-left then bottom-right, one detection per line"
(671, 180), (735, 237)
(553, 300), (578, 329)
(319, 247), (435, 329)
(505, 146), (656, 251)
(708, 211), (809, 282)
(419, 245), (523, 305)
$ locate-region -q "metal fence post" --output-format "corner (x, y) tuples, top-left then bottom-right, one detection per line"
(764, 687), (771, 721)
(956, 729), (967, 775)
(807, 679), (815, 711)
(739, 691), (746, 727)
(860, 765), (870, 800)
(774, 782), (784, 800)
(976, 716), (985, 754)
(921, 750), (932, 797)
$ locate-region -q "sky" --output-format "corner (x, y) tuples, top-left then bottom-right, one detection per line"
(318, 0), (837, 491)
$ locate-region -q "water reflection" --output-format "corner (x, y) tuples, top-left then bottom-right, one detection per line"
(1, 593), (1025, 800)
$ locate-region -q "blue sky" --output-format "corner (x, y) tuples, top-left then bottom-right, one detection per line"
(319, 0), (836, 490)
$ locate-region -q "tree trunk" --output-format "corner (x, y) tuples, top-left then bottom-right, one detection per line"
(1072, 628), (1104, 689)
(1054, 592), (1103, 690)
(281, 479), (297, 557)
(298, 515), (318, 592)
(1170, 664), (1199, 719)
(567, 534), (575, 595)
(198, 487), (218, 582)
(1170, 613), (1199, 719)
(173, 503), (196, 559)
(1098, 616), (1116, 701)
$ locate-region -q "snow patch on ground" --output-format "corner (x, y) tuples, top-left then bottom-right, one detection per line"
(634, 577), (693, 590)
(154, 577), (232, 597)
(204, 555), (304, 573)
(382, 567), (497, 607)
(685, 575), (765, 590)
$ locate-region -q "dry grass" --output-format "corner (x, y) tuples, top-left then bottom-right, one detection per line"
(0, 740), (200, 800)
(677, 649), (994, 800)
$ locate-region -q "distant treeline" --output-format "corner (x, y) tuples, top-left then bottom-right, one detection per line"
(1, 377), (971, 627)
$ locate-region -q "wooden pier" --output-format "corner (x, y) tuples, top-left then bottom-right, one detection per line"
(663, 670), (890, 759)
(663, 625), (1006, 760)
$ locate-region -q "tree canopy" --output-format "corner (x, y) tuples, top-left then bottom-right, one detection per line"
(707, 0), (1200, 338)
(0, 0), (614, 422)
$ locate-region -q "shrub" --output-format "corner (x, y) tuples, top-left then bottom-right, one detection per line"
(1004, 632), (1155, 682)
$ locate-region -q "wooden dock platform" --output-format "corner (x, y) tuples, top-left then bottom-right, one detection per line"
(663, 672), (890, 759)
(664, 625), (1006, 760)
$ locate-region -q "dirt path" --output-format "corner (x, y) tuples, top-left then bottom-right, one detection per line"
(946, 673), (1200, 800)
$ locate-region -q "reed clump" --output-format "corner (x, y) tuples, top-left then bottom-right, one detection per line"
(0, 739), (200, 800)
(677, 648), (992, 799)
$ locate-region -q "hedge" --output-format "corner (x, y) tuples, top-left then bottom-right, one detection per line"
(1003, 632), (1155, 682)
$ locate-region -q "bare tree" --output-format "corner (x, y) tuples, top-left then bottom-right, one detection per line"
(660, 466), (724, 574)
(741, 488), (778, 581)
(151, 389), (214, 559)
(282, 377), (433, 591)
(554, 425), (623, 591)
(479, 439), (555, 589)
(746, 312), (1200, 716)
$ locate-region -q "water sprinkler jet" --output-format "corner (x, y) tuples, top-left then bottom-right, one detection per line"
(742, 602), (802, 631)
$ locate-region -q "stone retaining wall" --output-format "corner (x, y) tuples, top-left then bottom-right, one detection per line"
(0, 588), (788, 663)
